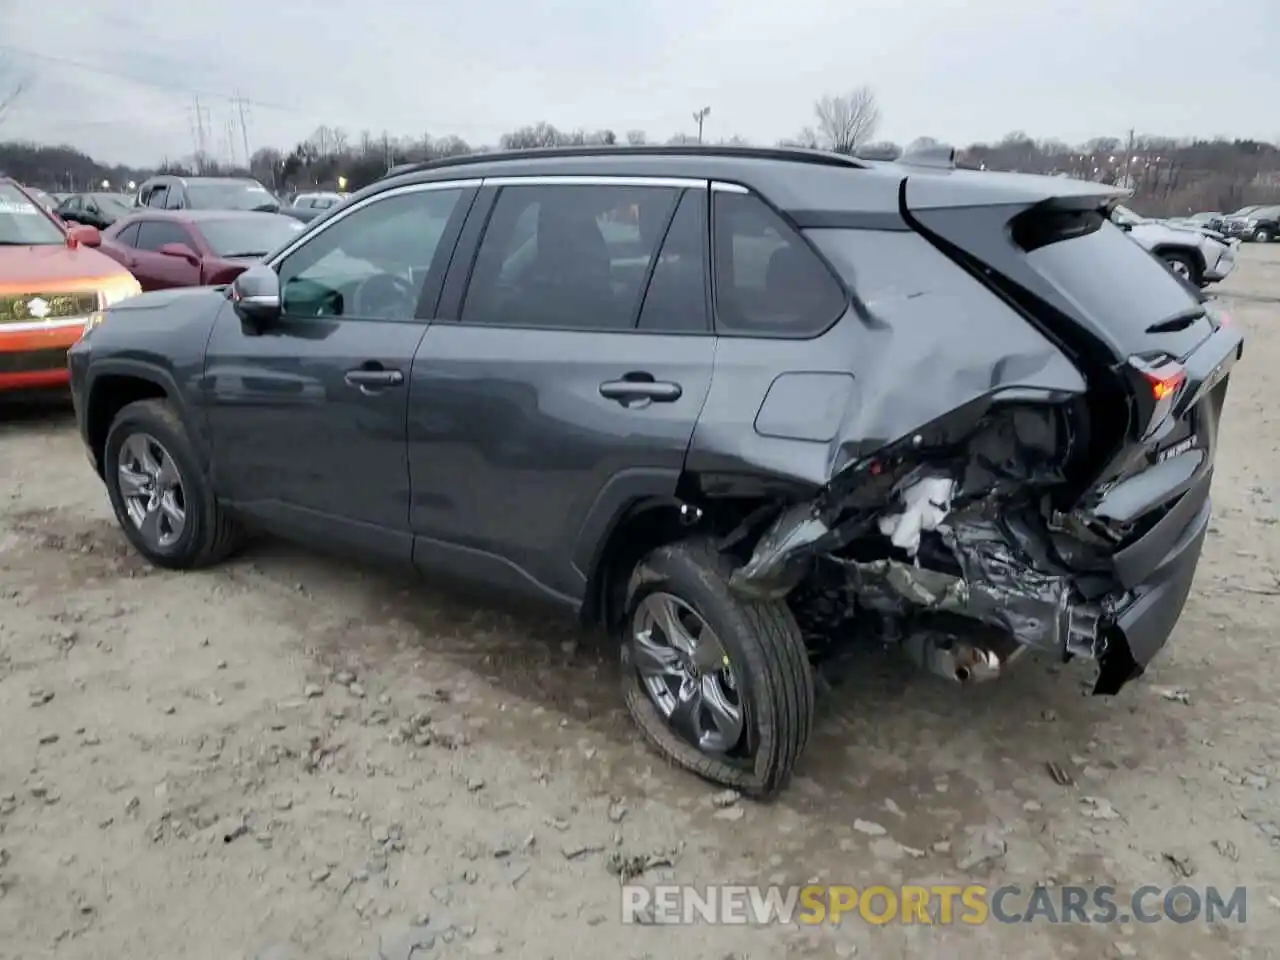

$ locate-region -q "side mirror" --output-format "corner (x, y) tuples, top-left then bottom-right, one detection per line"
(160, 242), (200, 264)
(229, 264), (282, 326)
(67, 224), (101, 248)
(1117, 221), (1133, 232)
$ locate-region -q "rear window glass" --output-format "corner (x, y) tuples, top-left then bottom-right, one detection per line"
(1023, 219), (1204, 344)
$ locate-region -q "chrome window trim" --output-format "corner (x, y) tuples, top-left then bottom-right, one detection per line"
(711, 181), (749, 194)
(265, 178), (483, 269)
(481, 175), (707, 189)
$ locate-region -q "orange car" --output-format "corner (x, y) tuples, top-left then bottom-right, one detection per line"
(1, 178), (141, 392)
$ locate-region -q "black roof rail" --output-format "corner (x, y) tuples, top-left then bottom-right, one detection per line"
(378, 144), (867, 180)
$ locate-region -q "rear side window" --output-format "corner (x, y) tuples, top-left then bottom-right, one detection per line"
(461, 184), (679, 331)
(712, 191), (846, 337)
(136, 220), (192, 252)
(1021, 216), (1206, 351)
(637, 189), (709, 333)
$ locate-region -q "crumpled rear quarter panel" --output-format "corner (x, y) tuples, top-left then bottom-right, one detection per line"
(686, 228), (1087, 489)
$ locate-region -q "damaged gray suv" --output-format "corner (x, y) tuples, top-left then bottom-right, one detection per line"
(68, 145), (1244, 797)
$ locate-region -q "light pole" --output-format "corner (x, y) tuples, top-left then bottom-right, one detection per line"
(693, 106), (711, 144)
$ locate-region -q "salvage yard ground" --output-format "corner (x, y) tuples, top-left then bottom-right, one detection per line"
(2, 247), (1279, 960)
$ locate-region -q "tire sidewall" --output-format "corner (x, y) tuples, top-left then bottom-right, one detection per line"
(1256, 229), (1272, 243)
(1162, 252), (1199, 288)
(103, 403), (211, 566)
(619, 544), (775, 783)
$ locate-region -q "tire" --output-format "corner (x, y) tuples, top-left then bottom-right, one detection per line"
(1161, 251), (1201, 288)
(619, 538), (814, 798)
(103, 399), (243, 569)
(1253, 227), (1272, 243)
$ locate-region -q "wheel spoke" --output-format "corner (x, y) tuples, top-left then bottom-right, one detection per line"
(156, 451), (182, 488)
(631, 631), (682, 679)
(650, 594), (695, 653)
(701, 675), (743, 747)
(120, 434), (148, 470)
(668, 676), (705, 746)
(117, 466), (150, 497)
(158, 490), (186, 535)
(139, 503), (163, 545)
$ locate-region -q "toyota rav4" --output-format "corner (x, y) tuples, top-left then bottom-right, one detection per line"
(68, 145), (1244, 797)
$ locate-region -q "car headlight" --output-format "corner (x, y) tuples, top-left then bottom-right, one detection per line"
(98, 277), (142, 309)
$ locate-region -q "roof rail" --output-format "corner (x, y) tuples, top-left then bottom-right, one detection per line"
(378, 144), (866, 180)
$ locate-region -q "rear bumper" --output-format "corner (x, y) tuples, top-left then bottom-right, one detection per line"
(1096, 490), (1211, 693)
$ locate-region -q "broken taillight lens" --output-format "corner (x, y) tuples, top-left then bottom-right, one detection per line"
(1129, 355), (1187, 436)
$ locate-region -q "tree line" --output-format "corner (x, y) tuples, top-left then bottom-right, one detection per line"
(3, 85), (1280, 217)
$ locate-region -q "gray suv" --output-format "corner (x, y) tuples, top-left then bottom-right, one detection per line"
(68, 145), (1243, 796)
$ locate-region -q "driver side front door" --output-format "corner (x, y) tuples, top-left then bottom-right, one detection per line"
(199, 181), (478, 563)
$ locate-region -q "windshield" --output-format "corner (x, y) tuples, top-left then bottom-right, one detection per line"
(89, 193), (133, 215)
(184, 182), (279, 212)
(0, 183), (66, 245)
(1230, 206), (1260, 218)
(199, 216), (304, 257)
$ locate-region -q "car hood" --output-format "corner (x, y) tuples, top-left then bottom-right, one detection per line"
(0, 243), (134, 295)
(109, 285), (224, 313)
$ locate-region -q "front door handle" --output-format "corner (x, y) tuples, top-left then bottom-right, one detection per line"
(344, 366), (404, 394)
(599, 375), (682, 406)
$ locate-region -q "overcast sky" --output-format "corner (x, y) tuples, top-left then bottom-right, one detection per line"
(1, 0), (1277, 166)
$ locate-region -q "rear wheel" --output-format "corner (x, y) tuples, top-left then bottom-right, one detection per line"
(1160, 251), (1201, 287)
(619, 539), (814, 798)
(103, 399), (244, 569)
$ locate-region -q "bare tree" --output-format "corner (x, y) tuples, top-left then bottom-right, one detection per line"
(0, 59), (29, 128)
(812, 86), (880, 155)
(625, 129), (647, 146)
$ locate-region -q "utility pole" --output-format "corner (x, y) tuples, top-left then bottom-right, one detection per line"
(1121, 127), (1135, 189)
(692, 106), (711, 144)
(383, 132), (392, 172)
(235, 90), (251, 168)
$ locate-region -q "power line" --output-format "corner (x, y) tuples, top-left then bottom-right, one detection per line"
(0, 43), (296, 114)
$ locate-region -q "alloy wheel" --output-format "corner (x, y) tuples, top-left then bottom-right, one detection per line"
(1166, 258), (1191, 281)
(629, 591), (744, 754)
(117, 432), (187, 549)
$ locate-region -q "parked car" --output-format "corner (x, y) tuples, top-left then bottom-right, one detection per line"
(0, 178), (140, 392)
(67, 145), (1244, 796)
(134, 175), (280, 214)
(1110, 204), (1237, 286)
(281, 191), (348, 224)
(1227, 205), (1280, 243)
(1165, 212), (1220, 230)
(1210, 205), (1264, 239)
(56, 192), (135, 230)
(97, 210), (304, 291)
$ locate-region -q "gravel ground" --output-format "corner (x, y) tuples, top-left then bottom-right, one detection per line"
(1, 246), (1279, 960)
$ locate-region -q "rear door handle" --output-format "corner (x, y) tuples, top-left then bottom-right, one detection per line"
(344, 367), (404, 393)
(599, 376), (682, 405)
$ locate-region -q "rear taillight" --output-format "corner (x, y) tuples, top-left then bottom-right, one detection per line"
(1128, 355), (1187, 437)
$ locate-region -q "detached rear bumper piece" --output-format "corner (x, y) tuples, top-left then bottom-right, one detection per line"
(1095, 489), (1211, 694)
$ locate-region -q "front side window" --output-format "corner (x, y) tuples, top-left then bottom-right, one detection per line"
(146, 186), (169, 209)
(276, 186), (464, 321)
(112, 222), (142, 247)
(712, 191), (847, 337)
(461, 183), (679, 331)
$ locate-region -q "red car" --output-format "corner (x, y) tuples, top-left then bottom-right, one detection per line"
(98, 210), (304, 291)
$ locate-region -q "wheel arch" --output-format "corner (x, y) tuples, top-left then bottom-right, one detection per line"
(86, 360), (204, 479)
(1151, 243), (1205, 274)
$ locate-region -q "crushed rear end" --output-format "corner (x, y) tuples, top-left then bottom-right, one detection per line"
(726, 164), (1243, 694)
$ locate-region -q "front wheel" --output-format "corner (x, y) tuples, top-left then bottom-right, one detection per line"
(1161, 251), (1202, 288)
(1253, 227), (1273, 243)
(619, 539), (814, 798)
(103, 399), (244, 569)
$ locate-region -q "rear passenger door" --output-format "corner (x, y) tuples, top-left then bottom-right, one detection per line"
(408, 177), (715, 605)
